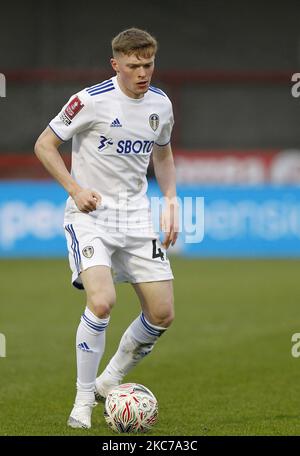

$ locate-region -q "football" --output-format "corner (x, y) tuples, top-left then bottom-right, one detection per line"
(104, 383), (158, 433)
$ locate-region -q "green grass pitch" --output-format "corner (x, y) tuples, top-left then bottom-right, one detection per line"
(0, 257), (300, 436)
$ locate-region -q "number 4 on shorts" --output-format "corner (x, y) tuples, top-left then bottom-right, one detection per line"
(152, 240), (164, 261)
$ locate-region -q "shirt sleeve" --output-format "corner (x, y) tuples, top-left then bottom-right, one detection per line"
(48, 90), (95, 141)
(155, 101), (174, 146)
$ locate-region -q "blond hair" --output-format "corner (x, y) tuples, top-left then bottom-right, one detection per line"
(112, 28), (158, 58)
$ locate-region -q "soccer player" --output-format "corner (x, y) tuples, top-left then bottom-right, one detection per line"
(34, 28), (178, 429)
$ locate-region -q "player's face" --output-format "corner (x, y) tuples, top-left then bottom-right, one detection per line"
(111, 52), (155, 99)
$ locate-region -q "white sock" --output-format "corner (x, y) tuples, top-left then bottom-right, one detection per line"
(76, 306), (110, 392)
(103, 312), (167, 383)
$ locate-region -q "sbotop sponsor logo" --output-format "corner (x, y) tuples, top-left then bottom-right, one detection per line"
(0, 333), (6, 357)
(291, 73), (300, 98)
(0, 73), (6, 98)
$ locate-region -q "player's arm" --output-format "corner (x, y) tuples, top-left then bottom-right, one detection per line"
(152, 143), (179, 248)
(34, 127), (101, 213)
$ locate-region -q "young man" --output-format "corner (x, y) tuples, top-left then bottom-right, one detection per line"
(34, 28), (178, 429)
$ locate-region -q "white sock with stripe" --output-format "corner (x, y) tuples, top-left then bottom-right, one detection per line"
(76, 307), (110, 393)
(97, 313), (166, 390)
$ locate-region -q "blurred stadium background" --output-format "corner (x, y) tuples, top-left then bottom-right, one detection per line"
(1, 0), (300, 436)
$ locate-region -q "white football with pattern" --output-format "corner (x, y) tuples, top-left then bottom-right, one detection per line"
(104, 383), (158, 433)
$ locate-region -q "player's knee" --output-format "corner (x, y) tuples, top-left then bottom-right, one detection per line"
(148, 301), (175, 328)
(89, 301), (114, 318)
(160, 309), (175, 328)
(87, 292), (115, 318)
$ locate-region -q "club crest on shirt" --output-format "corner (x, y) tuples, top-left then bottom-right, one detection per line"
(82, 246), (94, 258)
(149, 113), (159, 131)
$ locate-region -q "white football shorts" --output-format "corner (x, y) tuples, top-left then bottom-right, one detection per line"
(64, 215), (174, 289)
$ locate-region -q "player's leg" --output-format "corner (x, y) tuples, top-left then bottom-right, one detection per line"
(76, 265), (116, 392)
(133, 279), (174, 327)
(68, 265), (116, 428)
(95, 280), (174, 399)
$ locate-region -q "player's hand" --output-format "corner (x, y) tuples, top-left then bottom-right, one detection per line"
(72, 188), (102, 213)
(161, 197), (179, 249)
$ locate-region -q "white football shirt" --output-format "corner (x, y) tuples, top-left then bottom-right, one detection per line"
(49, 76), (174, 228)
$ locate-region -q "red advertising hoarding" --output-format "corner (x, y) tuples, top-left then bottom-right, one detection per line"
(174, 149), (300, 185)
